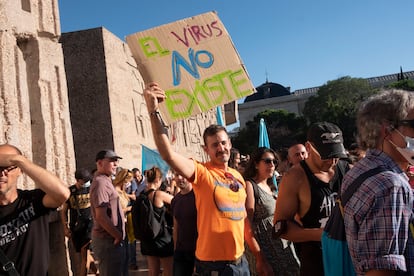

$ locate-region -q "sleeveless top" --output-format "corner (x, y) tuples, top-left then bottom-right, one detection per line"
(300, 160), (338, 229)
(298, 160), (348, 276)
(249, 179), (300, 275)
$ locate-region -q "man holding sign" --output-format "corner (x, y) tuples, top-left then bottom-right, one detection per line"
(143, 82), (272, 275)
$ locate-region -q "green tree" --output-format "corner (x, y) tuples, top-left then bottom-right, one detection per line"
(302, 76), (377, 147)
(232, 109), (307, 155)
(387, 79), (414, 91)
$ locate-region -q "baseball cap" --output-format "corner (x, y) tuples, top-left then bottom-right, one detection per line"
(307, 122), (347, 159)
(95, 149), (122, 162)
(75, 168), (93, 182)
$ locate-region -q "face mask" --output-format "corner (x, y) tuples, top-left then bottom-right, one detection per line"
(389, 129), (414, 165)
(82, 180), (91, 188)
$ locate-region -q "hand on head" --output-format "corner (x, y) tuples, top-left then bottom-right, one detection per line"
(0, 144), (24, 169)
(144, 82), (166, 113)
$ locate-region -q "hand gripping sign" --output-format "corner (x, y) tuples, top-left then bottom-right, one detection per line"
(126, 11), (255, 125)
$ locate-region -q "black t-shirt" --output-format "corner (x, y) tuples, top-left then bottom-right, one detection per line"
(0, 189), (52, 276)
(171, 190), (197, 253)
(67, 184), (91, 229)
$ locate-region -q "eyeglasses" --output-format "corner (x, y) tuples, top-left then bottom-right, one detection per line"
(399, 120), (414, 129)
(0, 166), (17, 175)
(224, 172), (240, 192)
(261, 158), (278, 166)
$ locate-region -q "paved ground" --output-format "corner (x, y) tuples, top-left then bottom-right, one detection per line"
(86, 241), (148, 275)
(129, 242), (149, 275)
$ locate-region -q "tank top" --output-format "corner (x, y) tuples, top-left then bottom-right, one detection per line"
(297, 160), (348, 276)
(300, 160), (338, 228)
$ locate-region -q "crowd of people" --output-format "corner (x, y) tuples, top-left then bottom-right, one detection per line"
(1, 85), (414, 276)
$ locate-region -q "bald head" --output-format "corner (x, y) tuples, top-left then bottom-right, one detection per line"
(288, 144), (308, 165)
(0, 144), (22, 155)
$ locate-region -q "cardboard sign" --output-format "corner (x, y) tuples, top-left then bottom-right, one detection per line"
(126, 11), (254, 125)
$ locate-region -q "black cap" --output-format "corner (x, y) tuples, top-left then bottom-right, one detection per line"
(95, 149), (122, 162)
(307, 122), (347, 159)
(74, 168), (93, 182)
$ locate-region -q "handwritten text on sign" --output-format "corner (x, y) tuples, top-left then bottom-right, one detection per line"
(126, 12), (254, 124)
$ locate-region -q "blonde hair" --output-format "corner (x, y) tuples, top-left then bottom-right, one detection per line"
(113, 168), (133, 187)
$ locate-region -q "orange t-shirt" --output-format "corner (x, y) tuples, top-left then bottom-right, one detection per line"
(192, 160), (247, 261)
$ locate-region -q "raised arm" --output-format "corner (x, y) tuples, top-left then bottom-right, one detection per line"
(144, 82), (195, 179)
(4, 152), (70, 208)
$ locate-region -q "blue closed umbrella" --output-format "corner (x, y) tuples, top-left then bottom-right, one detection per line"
(259, 118), (270, 148)
(216, 106), (224, 126)
(258, 118), (278, 193)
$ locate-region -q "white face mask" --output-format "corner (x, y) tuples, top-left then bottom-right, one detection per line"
(389, 129), (414, 165)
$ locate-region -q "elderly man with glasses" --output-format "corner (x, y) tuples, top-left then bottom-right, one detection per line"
(342, 89), (414, 275)
(274, 122), (350, 276)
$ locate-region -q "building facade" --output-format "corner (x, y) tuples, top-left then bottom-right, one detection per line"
(238, 71), (414, 129)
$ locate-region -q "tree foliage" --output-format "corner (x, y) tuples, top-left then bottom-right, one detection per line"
(232, 109), (307, 155)
(387, 79), (414, 91)
(302, 76), (377, 147)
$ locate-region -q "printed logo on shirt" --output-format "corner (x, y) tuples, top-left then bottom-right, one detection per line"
(69, 193), (91, 209)
(319, 193), (337, 228)
(0, 204), (36, 246)
(213, 180), (246, 221)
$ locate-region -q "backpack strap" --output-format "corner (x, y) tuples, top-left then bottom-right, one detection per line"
(340, 166), (387, 207)
(152, 190), (157, 205)
(150, 189), (167, 225)
(0, 247), (19, 276)
(331, 160), (351, 193)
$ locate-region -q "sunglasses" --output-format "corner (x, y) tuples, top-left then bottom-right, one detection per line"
(224, 172), (240, 192)
(0, 166), (18, 175)
(261, 158), (278, 166)
(399, 120), (414, 129)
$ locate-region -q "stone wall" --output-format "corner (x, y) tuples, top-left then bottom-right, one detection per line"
(0, 0), (75, 188)
(61, 27), (215, 172)
(0, 1), (217, 276)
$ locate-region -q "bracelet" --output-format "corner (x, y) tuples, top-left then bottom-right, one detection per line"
(149, 110), (169, 129)
(150, 110), (160, 116)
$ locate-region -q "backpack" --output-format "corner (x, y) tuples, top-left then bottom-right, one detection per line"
(132, 189), (165, 240)
(322, 166), (386, 276)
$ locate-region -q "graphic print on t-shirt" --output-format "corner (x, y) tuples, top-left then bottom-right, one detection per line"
(319, 192), (337, 228)
(0, 204), (36, 246)
(213, 179), (245, 220)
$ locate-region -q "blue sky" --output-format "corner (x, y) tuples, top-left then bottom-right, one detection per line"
(58, 0), (414, 92)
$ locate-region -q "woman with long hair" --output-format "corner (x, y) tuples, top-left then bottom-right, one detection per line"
(244, 147), (300, 276)
(113, 168), (134, 276)
(141, 166), (174, 276)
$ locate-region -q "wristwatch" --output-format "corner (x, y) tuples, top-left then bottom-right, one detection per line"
(273, 220), (287, 239)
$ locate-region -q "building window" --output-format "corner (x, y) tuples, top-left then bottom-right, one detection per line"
(21, 0), (31, 12)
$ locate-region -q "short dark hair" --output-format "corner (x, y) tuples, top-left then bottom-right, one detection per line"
(203, 124), (227, 145)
